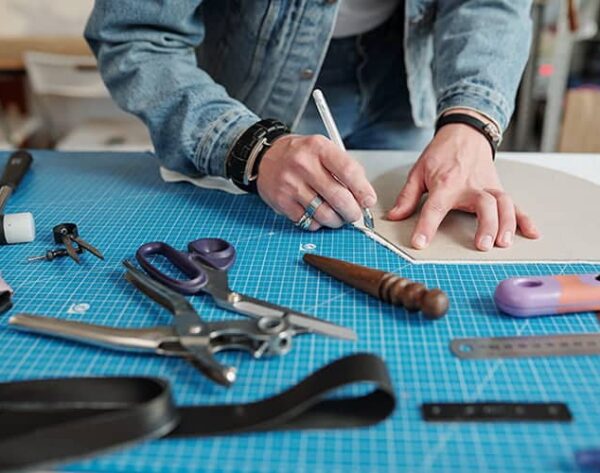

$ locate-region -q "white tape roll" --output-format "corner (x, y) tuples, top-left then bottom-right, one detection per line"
(2, 212), (36, 244)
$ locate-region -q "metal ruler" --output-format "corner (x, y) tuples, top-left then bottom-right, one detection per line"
(451, 333), (600, 360)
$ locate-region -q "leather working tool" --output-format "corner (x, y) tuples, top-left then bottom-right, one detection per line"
(0, 353), (396, 473)
(422, 402), (572, 422)
(312, 89), (374, 229)
(56, 222), (104, 263)
(27, 246), (83, 263)
(303, 253), (449, 320)
(135, 238), (356, 341)
(10, 260), (351, 386)
(0, 149), (35, 245)
(27, 223), (104, 263)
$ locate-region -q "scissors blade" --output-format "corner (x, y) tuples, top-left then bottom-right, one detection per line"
(197, 265), (356, 341)
(222, 294), (357, 341)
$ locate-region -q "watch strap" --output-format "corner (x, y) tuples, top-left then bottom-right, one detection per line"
(435, 113), (501, 160)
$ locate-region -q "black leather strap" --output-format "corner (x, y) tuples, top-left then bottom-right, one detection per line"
(0, 353), (395, 472)
(435, 113), (500, 160)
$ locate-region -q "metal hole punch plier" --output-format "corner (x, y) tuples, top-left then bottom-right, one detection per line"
(9, 259), (355, 387)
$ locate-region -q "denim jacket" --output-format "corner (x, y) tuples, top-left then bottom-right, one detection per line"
(85, 0), (532, 178)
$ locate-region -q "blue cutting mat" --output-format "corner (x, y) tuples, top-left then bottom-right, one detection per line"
(0, 151), (599, 473)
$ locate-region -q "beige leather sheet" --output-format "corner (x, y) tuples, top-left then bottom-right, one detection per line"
(359, 160), (600, 264)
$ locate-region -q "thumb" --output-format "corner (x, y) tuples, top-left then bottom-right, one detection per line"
(387, 172), (424, 220)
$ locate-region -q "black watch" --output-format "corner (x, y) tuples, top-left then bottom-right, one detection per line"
(435, 113), (501, 160)
(226, 119), (290, 193)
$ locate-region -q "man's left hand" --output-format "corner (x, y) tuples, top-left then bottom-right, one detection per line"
(387, 111), (540, 251)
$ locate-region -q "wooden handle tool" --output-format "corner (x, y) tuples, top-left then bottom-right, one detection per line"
(303, 253), (449, 320)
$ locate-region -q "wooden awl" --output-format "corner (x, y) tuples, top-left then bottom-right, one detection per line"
(303, 253), (449, 320)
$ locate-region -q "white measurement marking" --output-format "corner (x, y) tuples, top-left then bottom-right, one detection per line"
(67, 303), (90, 315)
(300, 243), (317, 252)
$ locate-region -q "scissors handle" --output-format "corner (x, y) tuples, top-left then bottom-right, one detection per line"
(136, 239), (236, 296)
(188, 238), (236, 271)
(136, 241), (208, 295)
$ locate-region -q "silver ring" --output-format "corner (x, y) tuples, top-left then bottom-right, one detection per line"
(304, 195), (323, 218)
(295, 213), (313, 230)
(294, 195), (322, 231)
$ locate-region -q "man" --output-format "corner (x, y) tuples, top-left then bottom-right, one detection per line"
(85, 0), (539, 251)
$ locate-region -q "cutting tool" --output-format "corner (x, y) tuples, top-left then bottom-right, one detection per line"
(135, 238), (356, 341)
(9, 260), (352, 386)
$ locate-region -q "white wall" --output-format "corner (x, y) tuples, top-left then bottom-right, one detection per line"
(0, 0), (94, 37)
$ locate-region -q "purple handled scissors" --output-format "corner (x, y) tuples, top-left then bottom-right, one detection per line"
(136, 238), (356, 341)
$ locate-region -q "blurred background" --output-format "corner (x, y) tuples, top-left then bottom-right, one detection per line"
(0, 0), (598, 154)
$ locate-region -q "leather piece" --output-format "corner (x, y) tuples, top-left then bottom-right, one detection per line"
(422, 402), (572, 422)
(0, 353), (395, 472)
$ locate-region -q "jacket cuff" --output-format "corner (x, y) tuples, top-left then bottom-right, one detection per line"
(437, 84), (511, 131)
(193, 108), (260, 178)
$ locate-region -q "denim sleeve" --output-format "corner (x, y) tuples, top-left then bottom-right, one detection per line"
(432, 0), (533, 131)
(84, 1), (259, 177)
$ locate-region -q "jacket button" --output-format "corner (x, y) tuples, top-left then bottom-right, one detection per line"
(300, 68), (315, 79)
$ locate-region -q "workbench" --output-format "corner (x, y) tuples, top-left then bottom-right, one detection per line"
(0, 150), (599, 472)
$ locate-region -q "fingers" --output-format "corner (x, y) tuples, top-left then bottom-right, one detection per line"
(516, 207), (540, 239)
(297, 187), (344, 228)
(488, 190), (516, 248)
(287, 202), (322, 232)
(260, 135), (374, 227)
(316, 137), (377, 208)
(411, 188), (513, 251)
(412, 187), (537, 251)
(410, 189), (455, 249)
(310, 169), (363, 224)
(388, 170), (425, 221)
(472, 191), (499, 251)
(272, 182), (345, 231)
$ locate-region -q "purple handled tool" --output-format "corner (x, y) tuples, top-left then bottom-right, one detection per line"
(494, 273), (600, 317)
(135, 238), (356, 341)
(137, 238), (235, 295)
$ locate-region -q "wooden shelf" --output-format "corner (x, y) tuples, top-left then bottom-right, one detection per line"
(0, 36), (92, 71)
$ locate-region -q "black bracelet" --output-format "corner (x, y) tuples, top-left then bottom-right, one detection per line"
(226, 119), (290, 193)
(435, 113), (501, 161)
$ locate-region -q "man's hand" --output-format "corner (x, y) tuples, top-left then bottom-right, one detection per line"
(387, 118), (540, 251)
(257, 134), (377, 230)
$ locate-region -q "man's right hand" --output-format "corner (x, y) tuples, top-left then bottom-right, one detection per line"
(256, 134), (377, 231)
